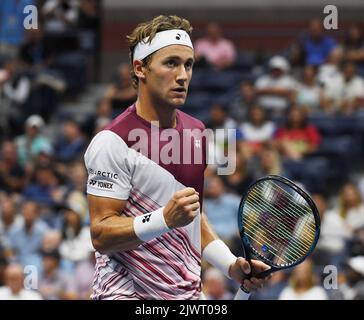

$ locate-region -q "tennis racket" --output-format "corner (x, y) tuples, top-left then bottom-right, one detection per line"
(234, 175), (321, 300)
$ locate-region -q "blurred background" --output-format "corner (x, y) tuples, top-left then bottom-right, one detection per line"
(1, 0), (364, 300)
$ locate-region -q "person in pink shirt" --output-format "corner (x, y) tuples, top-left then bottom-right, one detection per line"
(194, 22), (237, 70)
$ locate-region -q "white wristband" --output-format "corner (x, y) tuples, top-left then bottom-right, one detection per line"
(133, 207), (171, 242)
(202, 239), (237, 278)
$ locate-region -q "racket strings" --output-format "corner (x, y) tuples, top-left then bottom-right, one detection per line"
(253, 182), (316, 233)
(243, 213), (307, 263)
(247, 189), (315, 250)
(248, 185), (315, 256)
(243, 219), (301, 263)
(254, 182), (316, 237)
(242, 180), (317, 267)
(263, 181), (314, 219)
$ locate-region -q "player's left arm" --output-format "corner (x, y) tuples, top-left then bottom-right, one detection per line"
(201, 212), (270, 292)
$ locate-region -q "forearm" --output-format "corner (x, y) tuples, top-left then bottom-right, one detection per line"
(91, 215), (143, 254)
(201, 211), (219, 250)
(201, 212), (237, 277)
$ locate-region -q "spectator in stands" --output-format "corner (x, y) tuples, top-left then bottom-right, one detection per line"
(301, 19), (337, 66)
(205, 104), (238, 167)
(104, 63), (137, 113)
(73, 250), (95, 299)
(0, 197), (22, 249)
(19, 27), (54, 68)
(203, 175), (240, 243)
(274, 107), (321, 161)
(296, 65), (327, 113)
(221, 150), (254, 197)
(313, 193), (351, 268)
(255, 56), (297, 115)
(59, 197), (93, 266)
(0, 247), (7, 286)
(339, 256), (364, 300)
(82, 99), (113, 138)
(0, 140), (26, 193)
(202, 267), (233, 300)
(238, 105), (276, 158)
(38, 249), (77, 300)
(0, 263), (42, 300)
(287, 42), (306, 78)
(228, 80), (256, 122)
(338, 183), (364, 234)
(345, 24), (364, 67)
(317, 46), (344, 112)
(66, 161), (87, 194)
(251, 271), (288, 300)
(15, 115), (53, 168)
(0, 0), (34, 59)
(194, 22), (237, 70)
(279, 259), (328, 300)
(42, 0), (79, 33)
(1, 58), (31, 135)
(55, 120), (86, 163)
(252, 144), (283, 179)
(23, 163), (67, 208)
(78, 0), (99, 31)
(77, 0), (100, 54)
(340, 61), (364, 114)
(41, 229), (62, 253)
(6, 201), (48, 269)
(350, 226), (364, 257)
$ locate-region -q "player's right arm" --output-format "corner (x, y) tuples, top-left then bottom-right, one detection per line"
(88, 187), (200, 254)
(85, 130), (200, 254)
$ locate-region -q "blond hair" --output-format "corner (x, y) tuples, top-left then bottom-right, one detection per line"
(126, 15), (193, 88)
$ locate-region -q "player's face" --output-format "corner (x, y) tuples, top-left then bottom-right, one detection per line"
(144, 45), (194, 108)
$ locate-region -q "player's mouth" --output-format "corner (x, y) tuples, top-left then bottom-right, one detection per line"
(171, 87), (187, 97)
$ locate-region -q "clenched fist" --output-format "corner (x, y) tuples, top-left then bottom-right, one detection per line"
(163, 187), (200, 228)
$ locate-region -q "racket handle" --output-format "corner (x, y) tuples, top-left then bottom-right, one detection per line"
(234, 287), (251, 300)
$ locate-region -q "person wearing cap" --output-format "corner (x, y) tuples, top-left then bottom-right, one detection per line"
(84, 15), (270, 300)
(255, 55), (297, 115)
(15, 114), (53, 167)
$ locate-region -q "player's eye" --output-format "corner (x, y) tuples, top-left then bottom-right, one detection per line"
(185, 61), (193, 70)
(165, 60), (178, 68)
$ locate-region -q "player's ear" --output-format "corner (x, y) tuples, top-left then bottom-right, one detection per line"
(133, 60), (146, 81)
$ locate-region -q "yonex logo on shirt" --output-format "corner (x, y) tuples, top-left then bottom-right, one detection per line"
(142, 214), (151, 223)
(89, 180), (114, 190)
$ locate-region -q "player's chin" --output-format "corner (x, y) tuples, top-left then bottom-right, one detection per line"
(169, 97), (186, 108)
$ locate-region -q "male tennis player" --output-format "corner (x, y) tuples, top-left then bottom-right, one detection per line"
(84, 15), (270, 300)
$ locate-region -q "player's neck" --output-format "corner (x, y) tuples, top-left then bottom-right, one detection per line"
(135, 96), (177, 129)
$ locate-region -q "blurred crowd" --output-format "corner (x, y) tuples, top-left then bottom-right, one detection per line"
(1, 2), (364, 300)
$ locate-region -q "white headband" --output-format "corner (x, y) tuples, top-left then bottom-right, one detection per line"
(133, 29), (193, 61)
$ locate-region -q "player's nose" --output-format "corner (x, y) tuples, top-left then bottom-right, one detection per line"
(176, 65), (188, 82)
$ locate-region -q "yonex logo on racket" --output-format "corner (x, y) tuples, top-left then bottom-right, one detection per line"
(142, 214), (151, 223)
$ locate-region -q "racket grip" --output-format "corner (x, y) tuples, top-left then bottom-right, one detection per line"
(234, 287), (251, 300)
